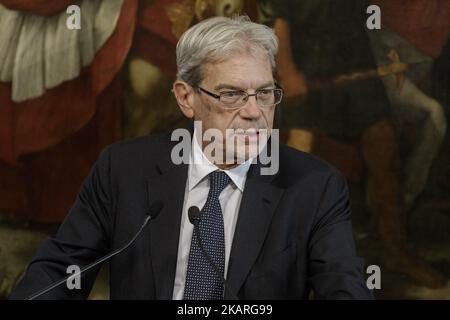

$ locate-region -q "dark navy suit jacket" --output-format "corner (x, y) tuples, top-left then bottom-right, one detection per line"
(10, 133), (372, 299)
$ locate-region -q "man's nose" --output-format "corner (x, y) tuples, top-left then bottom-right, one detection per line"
(239, 94), (261, 119)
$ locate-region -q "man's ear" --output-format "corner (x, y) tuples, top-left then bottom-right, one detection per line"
(172, 80), (195, 119)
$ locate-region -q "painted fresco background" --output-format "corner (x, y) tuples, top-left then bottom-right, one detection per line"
(0, 0), (449, 299)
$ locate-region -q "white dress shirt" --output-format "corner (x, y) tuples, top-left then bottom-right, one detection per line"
(172, 129), (252, 299)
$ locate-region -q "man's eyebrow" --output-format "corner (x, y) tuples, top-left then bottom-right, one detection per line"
(214, 81), (274, 91)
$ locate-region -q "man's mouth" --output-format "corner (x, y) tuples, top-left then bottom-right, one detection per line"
(233, 129), (260, 143)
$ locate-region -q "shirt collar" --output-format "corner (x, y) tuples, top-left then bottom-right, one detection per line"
(188, 128), (252, 192)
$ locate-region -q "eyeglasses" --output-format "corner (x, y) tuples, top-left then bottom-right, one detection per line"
(196, 86), (283, 110)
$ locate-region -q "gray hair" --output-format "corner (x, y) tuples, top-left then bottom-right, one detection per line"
(176, 15), (279, 87)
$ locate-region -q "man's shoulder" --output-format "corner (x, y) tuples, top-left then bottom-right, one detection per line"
(106, 133), (171, 155)
(277, 143), (344, 185)
(97, 133), (173, 168)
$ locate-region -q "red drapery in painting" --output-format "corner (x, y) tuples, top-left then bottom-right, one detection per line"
(372, 0), (450, 58)
(0, 0), (138, 222)
(0, 0), (76, 16)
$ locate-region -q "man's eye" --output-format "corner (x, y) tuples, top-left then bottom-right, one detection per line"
(258, 89), (272, 95)
(221, 91), (240, 97)
(221, 91), (243, 99)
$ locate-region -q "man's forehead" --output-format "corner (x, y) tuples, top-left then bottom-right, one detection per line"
(213, 81), (274, 91)
(212, 52), (269, 65)
(201, 57), (274, 90)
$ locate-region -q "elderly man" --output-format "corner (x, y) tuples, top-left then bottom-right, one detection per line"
(10, 15), (371, 300)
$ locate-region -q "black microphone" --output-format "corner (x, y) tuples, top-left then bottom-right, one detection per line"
(26, 200), (164, 300)
(188, 206), (239, 300)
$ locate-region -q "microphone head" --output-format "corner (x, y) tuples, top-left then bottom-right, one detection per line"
(148, 200), (164, 219)
(188, 206), (201, 225)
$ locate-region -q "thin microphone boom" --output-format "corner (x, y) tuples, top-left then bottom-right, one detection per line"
(188, 206), (239, 300)
(26, 200), (164, 300)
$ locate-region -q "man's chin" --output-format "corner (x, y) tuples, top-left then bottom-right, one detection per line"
(232, 144), (259, 163)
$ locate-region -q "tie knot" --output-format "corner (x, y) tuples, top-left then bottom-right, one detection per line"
(209, 170), (231, 196)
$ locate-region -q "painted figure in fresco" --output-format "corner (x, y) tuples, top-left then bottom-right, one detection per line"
(0, 0), (135, 223)
(0, 0), (133, 297)
(262, 0), (446, 287)
(368, 0), (450, 210)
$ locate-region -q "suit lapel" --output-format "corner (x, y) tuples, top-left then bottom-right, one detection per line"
(226, 162), (284, 299)
(147, 139), (189, 299)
